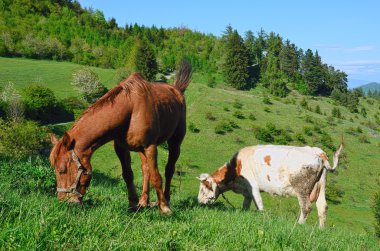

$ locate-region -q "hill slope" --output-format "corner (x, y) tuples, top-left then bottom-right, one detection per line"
(1, 58), (380, 247)
(359, 82), (380, 93)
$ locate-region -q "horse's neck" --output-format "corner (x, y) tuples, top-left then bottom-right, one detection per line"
(69, 114), (112, 156)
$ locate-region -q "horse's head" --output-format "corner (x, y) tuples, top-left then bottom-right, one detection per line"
(50, 133), (89, 204)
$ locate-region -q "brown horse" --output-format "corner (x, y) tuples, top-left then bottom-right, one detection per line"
(50, 61), (192, 214)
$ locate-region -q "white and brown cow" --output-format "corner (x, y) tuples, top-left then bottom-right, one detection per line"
(198, 144), (343, 228)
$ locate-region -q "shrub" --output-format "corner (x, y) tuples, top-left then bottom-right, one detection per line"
(205, 112), (216, 121)
(214, 121), (233, 135)
(300, 97), (308, 108)
(71, 67), (108, 103)
(360, 107), (367, 118)
(358, 135), (370, 144)
(22, 84), (74, 124)
(254, 126), (274, 143)
(326, 179), (344, 204)
(0, 120), (50, 158)
(262, 95), (272, 105)
(303, 126), (313, 136)
(331, 107), (342, 119)
(295, 133), (307, 144)
(223, 107), (230, 112)
(233, 100), (243, 109)
(319, 132), (336, 151)
(188, 122), (200, 133)
(228, 120), (240, 129)
(207, 74), (216, 88)
(275, 133), (292, 145)
(314, 105), (321, 114)
(233, 110), (245, 119)
(269, 79), (289, 97)
(248, 113), (256, 121)
(264, 107), (271, 113)
(373, 189), (380, 238)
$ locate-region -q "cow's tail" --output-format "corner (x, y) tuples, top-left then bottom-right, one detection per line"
(324, 143), (344, 171)
(174, 60), (192, 93)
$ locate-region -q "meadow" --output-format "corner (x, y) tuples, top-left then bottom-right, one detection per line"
(0, 57), (379, 249)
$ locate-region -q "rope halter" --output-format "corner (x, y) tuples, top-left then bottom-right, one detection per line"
(56, 150), (88, 198)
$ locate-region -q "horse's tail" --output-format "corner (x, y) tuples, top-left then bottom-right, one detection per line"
(174, 60), (192, 93)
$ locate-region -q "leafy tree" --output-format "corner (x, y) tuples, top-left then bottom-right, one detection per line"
(71, 67), (108, 103)
(222, 27), (251, 90)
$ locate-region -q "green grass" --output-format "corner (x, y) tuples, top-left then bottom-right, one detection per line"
(1, 57), (380, 248)
(1, 159), (378, 250)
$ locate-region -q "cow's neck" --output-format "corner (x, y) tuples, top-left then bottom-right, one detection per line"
(212, 152), (242, 191)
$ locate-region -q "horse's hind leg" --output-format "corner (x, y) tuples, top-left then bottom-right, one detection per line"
(114, 141), (138, 210)
(138, 152), (150, 207)
(144, 144), (171, 214)
(164, 138), (181, 203)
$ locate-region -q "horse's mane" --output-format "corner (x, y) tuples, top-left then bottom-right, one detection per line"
(72, 73), (150, 129)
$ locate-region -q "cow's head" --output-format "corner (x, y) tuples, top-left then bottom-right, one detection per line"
(197, 173), (219, 204)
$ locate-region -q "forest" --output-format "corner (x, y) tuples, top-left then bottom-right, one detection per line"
(0, 0), (357, 99)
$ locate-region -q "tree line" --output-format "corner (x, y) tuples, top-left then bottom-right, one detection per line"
(0, 0), (356, 103)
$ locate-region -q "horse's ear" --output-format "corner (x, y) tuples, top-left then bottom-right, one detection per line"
(50, 133), (59, 145)
(62, 132), (75, 149)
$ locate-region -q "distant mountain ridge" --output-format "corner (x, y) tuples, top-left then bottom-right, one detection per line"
(358, 82), (380, 93)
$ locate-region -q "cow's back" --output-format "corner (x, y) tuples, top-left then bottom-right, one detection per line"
(238, 145), (323, 196)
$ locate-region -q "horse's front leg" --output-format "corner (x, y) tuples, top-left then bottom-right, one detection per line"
(144, 144), (171, 214)
(138, 152), (150, 208)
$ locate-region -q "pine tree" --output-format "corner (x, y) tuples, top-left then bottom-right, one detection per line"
(222, 27), (251, 90)
(135, 38), (158, 81)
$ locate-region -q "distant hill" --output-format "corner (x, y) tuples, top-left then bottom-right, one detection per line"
(358, 82), (380, 93)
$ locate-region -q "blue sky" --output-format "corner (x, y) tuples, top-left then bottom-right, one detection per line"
(78, 0), (380, 88)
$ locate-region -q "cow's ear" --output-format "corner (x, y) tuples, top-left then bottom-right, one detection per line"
(199, 173), (209, 181)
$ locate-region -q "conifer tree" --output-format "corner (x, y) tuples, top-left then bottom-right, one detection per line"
(135, 38), (158, 81)
(222, 27), (251, 90)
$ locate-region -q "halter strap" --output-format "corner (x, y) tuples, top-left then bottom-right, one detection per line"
(56, 150), (87, 197)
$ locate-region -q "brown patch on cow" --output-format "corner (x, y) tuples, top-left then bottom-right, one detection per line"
(309, 183), (321, 202)
(264, 155), (271, 166)
(235, 159), (242, 176)
(202, 180), (213, 191)
(211, 152), (240, 185)
(320, 153), (328, 162)
(267, 175), (271, 182)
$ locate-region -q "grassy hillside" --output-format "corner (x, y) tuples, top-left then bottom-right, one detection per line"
(0, 57), (117, 98)
(1, 58), (380, 248)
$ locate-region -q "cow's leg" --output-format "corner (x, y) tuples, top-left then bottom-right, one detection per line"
(250, 187), (264, 211)
(114, 141), (138, 210)
(297, 195), (312, 224)
(164, 138), (182, 203)
(316, 172), (328, 228)
(243, 196), (252, 210)
(144, 144), (171, 214)
(138, 152), (150, 208)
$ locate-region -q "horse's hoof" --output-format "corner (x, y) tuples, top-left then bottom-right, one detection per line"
(160, 205), (172, 215)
